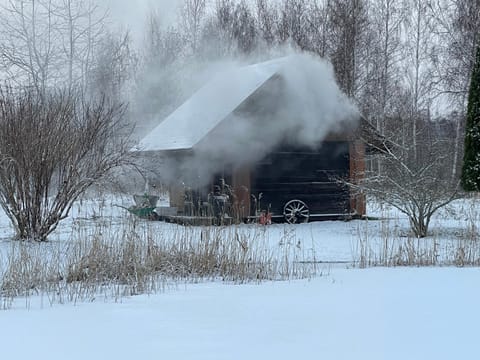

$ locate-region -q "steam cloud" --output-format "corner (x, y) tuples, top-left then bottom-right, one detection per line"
(137, 50), (360, 188)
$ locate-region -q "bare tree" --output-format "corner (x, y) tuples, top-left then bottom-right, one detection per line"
(208, 0), (251, 56)
(305, 0), (330, 58)
(144, 10), (186, 67)
(277, 0), (309, 49)
(360, 122), (459, 238)
(429, 0), (480, 97)
(216, 0), (235, 30)
(255, 0), (278, 47)
(231, 0), (257, 54)
(54, 0), (107, 92)
(0, 0), (108, 94)
(89, 30), (138, 101)
(138, 10), (187, 120)
(0, 0), (61, 94)
(197, 0), (245, 58)
(0, 87), (132, 241)
(181, 0), (207, 55)
(326, 0), (369, 98)
(429, 0), (480, 178)
(363, 0), (406, 134)
(403, 0), (436, 160)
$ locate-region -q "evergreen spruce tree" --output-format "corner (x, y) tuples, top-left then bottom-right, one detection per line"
(461, 46), (480, 191)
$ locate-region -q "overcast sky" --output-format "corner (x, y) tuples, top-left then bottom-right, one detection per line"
(100, 0), (181, 44)
(99, 0), (283, 45)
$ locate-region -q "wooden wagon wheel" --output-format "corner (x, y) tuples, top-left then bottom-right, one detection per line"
(283, 199), (310, 224)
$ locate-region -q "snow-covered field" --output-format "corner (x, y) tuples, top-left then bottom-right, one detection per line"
(1, 267), (479, 360)
(1, 195), (479, 359)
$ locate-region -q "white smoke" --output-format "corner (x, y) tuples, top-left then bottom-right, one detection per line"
(137, 51), (360, 188)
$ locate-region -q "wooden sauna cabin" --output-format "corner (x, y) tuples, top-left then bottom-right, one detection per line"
(133, 56), (382, 224)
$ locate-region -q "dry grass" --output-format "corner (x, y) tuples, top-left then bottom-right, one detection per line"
(353, 201), (480, 268)
(0, 216), (315, 309)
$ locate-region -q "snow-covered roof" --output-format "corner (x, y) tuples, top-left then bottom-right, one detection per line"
(133, 57), (286, 152)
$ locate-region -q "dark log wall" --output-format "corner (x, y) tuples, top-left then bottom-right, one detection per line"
(249, 141), (351, 219)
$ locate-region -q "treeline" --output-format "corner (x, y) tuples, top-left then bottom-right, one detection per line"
(0, 0), (478, 176)
(136, 0), (478, 177)
(0, 0), (476, 239)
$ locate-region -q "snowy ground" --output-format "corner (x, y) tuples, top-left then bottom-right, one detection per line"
(1, 195), (479, 359)
(2, 267), (479, 360)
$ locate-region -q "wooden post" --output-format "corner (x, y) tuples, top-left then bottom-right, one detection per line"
(169, 184), (185, 214)
(349, 140), (366, 216)
(232, 166), (251, 220)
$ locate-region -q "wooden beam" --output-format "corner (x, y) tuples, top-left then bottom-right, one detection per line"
(349, 140), (366, 216)
(232, 166), (251, 219)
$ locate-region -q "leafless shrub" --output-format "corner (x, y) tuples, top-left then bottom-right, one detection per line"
(0, 87), (132, 241)
(359, 123), (460, 238)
